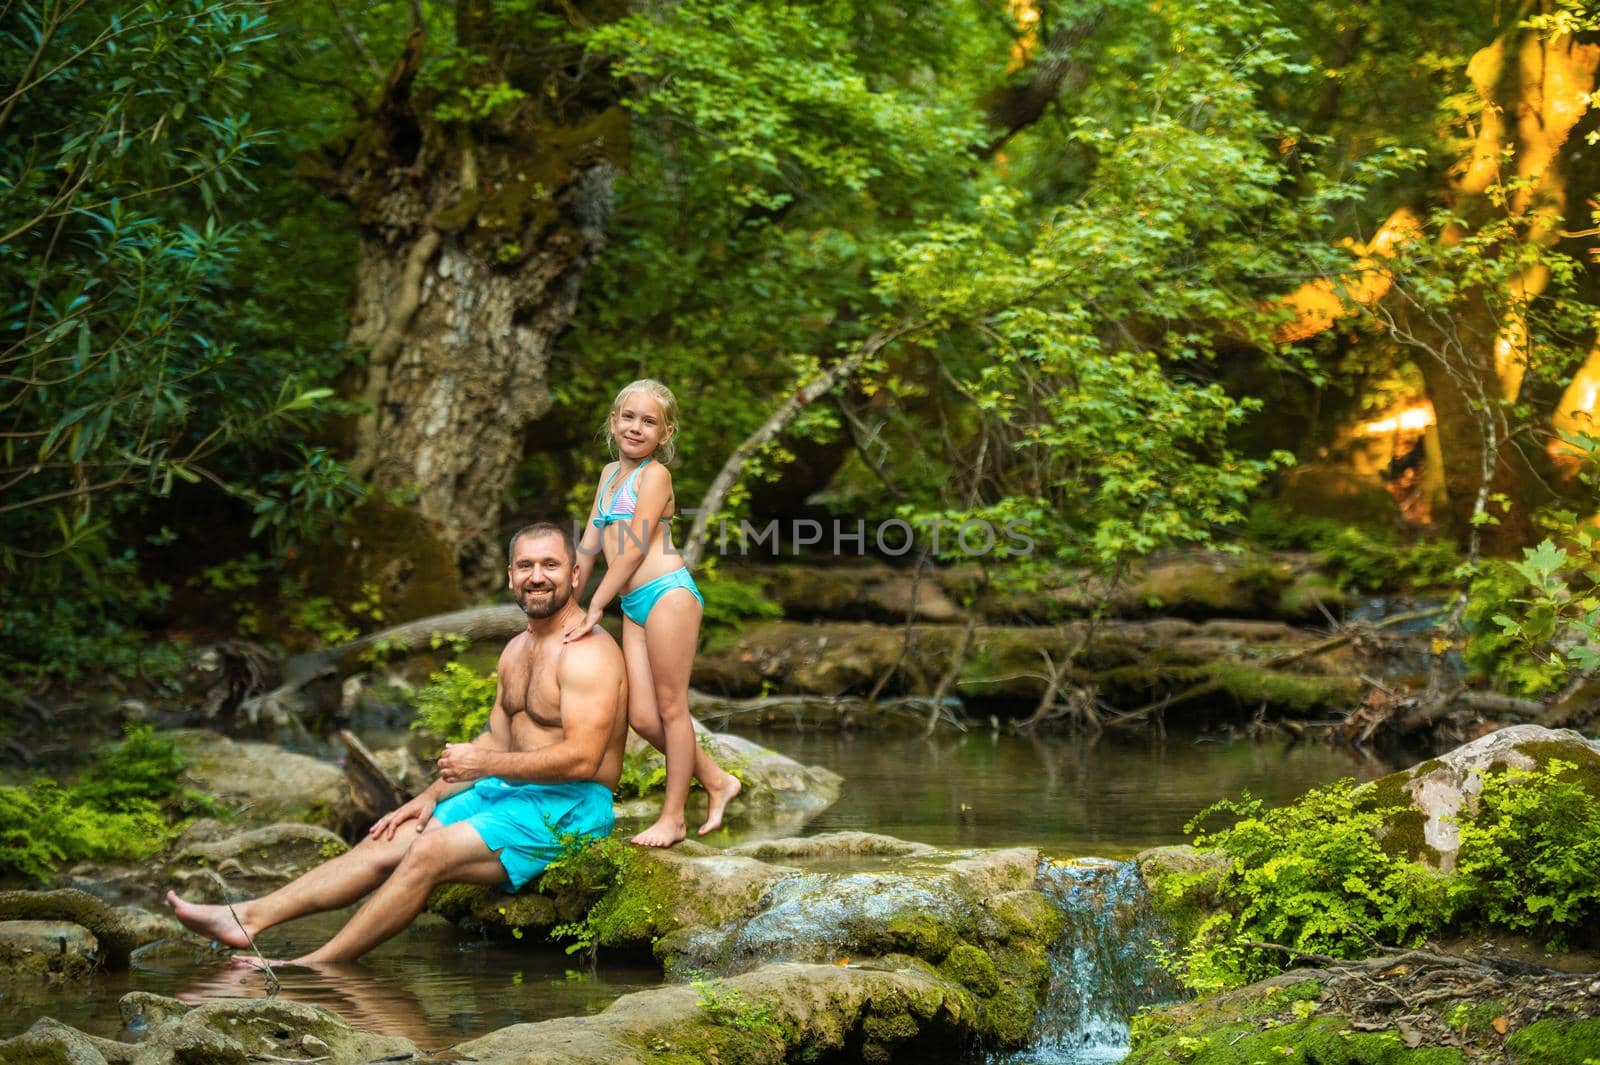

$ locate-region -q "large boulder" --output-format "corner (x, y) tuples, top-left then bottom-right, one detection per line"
(164, 823), (350, 901)
(1358, 724), (1600, 872)
(174, 730), (349, 830)
(453, 961), (984, 1065)
(613, 728), (843, 832)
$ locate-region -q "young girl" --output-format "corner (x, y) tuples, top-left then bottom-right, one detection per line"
(565, 379), (741, 847)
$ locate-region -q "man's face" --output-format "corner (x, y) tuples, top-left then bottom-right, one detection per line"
(507, 533), (576, 618)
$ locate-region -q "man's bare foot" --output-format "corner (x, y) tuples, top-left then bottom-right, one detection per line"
(630, 816), (686, 848)
(166, 890), (253, 949)
(697, 773), (742, 836)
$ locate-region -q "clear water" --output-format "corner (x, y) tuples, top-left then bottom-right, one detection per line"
(733, 726), (1409, 857)
(2, 726), (1411, 1053)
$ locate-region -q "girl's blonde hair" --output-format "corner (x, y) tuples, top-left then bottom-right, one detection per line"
(606, 378), (680, 464)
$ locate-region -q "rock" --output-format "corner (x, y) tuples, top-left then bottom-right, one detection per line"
(174, 730), (348, 829)
(0, 920), (99, 978)
(169, 824), (348, 897)
(724, 562), (964, 624)
(131, 997), (417, 1065)
(0, 889), (147, 968)
(1358, 724), (1600, 872)
(0, 1017), (112, 1065)
(453, 960), (983, 1063)
(721, 551), (1341, 625)
(613, 728), (843, 830)
(110, 906), (182, 947)
(727, 832), (939, 862)
(1134, 844), (1232, 944)
(120, 990), (191, 1031)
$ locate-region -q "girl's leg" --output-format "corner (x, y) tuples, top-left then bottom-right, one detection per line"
(623, 611), (740, 837)
(630, 585), (742, 844)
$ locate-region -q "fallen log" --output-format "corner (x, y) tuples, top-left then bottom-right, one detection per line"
(241, 604), (525, 720)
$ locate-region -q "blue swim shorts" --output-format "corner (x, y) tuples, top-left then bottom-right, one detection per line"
(431, 777), (614, 892)
(620, 566), (704, 626)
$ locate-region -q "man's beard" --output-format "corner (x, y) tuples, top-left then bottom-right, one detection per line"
(516, 581), (571, 618)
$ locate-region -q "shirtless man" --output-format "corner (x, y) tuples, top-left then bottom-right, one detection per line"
(166, 522), (628, 965)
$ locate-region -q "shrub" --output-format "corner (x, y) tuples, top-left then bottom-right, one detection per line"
(1448, 759), (1600, 946)
(409, 662), (497, 742)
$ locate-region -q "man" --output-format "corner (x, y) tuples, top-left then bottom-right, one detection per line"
(166, 523), (628, 965)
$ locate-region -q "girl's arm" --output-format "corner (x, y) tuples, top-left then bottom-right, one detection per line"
(564, 464), (673, 640)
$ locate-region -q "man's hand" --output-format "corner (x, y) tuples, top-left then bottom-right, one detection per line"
(562, 602), (604, 643)
(437, 742), (495, 783)
(368, 793), (436, 841)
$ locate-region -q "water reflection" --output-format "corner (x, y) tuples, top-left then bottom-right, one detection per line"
(730, 725), (1411, 857)
(176, 960), (441, 1047)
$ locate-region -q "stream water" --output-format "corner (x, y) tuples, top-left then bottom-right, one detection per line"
(2, 726), (1414, 1058)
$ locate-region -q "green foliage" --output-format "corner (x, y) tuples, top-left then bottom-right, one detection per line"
(71, 725), (188, 811)
(698, 573), (783, 632)
(539, 833), (633, 955)
(1461, 432), (1600, 694)
(408, 663), (497, 743)
(1447, 760), (1600, 945)
(0, 725), (190, 880)
(1245, 505), (1460, 592)
(1168, 780), (1449, 993)
(0, 0), (359, 575)
(1168, 760), (1600, 993)
(1463, 561), (1571, 697)
(614, 749), (669, 802)
(0, 554), (185, 688)
(691, 971), (785, 1039)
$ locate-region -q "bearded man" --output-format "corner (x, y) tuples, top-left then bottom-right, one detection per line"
(166, 523), (627, 964)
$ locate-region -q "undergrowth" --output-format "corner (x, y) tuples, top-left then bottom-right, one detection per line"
(0, 725), (196, 881)
(1161, 760), (1600, 994)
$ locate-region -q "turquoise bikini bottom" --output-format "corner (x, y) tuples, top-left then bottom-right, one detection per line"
(620, 567), (704, 626)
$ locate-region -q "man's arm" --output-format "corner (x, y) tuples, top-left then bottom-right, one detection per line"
(437, 638), (621, 786)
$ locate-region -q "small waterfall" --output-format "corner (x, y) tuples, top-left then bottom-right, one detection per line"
(1001, 858), (1184, 1064)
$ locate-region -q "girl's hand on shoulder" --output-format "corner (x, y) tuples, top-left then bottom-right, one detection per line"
(563, 602), (604, 643)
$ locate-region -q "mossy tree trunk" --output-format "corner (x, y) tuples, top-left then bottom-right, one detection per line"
(314, 9), (628, 592)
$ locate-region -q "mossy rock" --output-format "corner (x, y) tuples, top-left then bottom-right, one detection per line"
(1355, 725), (1600, 871)
(1135, 844), (1231, 945)
(293, 496), (466, 626)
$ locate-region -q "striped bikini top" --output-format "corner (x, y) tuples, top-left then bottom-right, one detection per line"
(592, 458), (652, 528)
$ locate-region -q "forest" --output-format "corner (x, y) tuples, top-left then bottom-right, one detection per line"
(2, 0), (1600, 1062)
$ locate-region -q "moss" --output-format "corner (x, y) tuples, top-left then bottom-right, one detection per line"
(980, 986), (1038, 1046)
(876, 909), (957, 962)
(1514, 741), (1600, 800)
(940, 943), (999, 996)
(1503, 1017), (1600, 1063)
(294, 497), (465, 628)
(1203, 662), (1360, 714)
(985, 890), (1067, 945)
(1126, 1013), (1468, 1064)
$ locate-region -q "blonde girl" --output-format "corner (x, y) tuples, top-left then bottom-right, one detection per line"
(564, 380), (741, 846)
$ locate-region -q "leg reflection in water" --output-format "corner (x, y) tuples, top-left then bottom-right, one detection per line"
(175, 958), (439, 1047)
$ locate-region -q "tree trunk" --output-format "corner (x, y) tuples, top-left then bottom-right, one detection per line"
(1422, 3), (1599, 551)
(314, 17), (628, 592)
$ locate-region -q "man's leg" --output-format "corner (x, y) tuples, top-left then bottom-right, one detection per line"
(166, 823), (436, 948)
(294, 820), (505, 964)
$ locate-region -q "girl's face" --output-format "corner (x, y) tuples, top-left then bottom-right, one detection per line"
(611, 392), (671, 460)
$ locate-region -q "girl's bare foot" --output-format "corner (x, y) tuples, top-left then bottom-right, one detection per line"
(166, 890), (254, 949)
(697, 773), (742, 836)
(631, 815), (686, 848)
